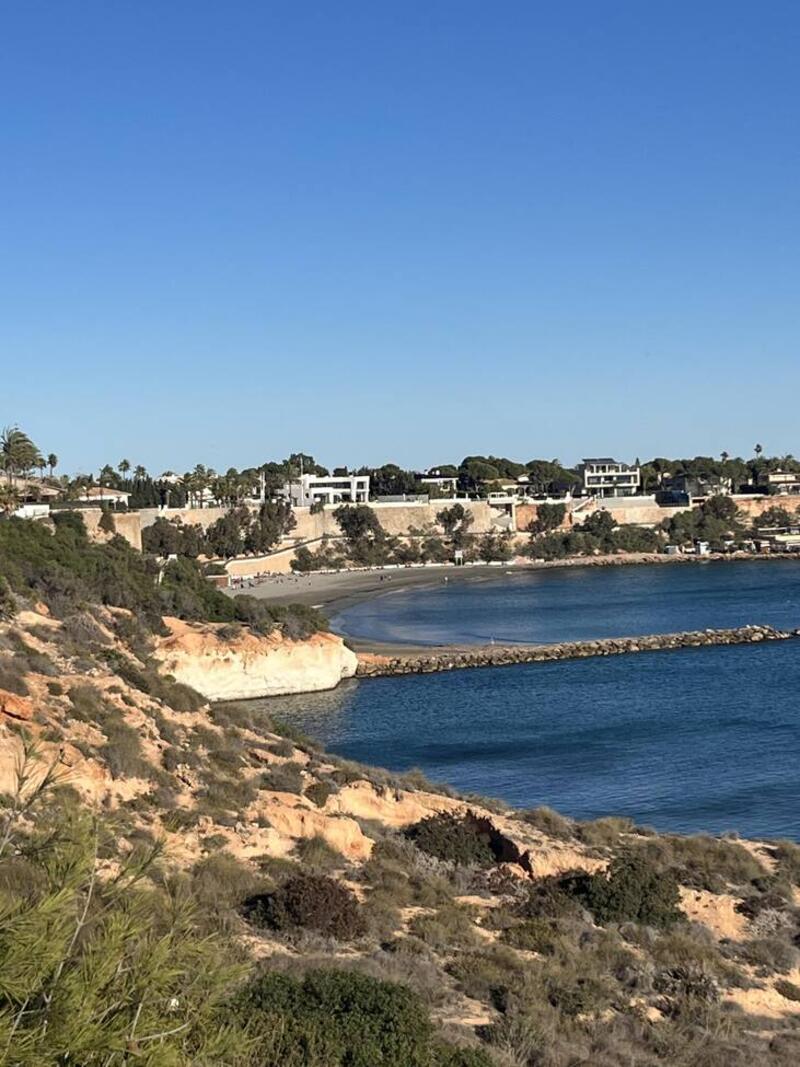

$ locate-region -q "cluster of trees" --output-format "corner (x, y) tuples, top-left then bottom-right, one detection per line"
(143, 501), (297, 561)
(292, 504), (513, 572)
(0, 511), (324, 638)
(527, 510), (662, 560)
(142, 501), (296, 560)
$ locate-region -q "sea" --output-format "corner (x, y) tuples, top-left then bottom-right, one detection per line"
(259, 561), (800, 840)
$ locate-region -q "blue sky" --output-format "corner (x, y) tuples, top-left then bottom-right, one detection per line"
(2, 1), (799, 475)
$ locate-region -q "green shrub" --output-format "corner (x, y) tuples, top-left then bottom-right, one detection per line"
(563, 854), (682, 928)
(67, 683), (108, 722)
(501, 918), (563, 954)
(246, 873), (366, 940)
(771, 840), (800, 885)
(405, 813), (498, 868)
(408, 904), (479, 951)
(0, 806), (250, 1063)
(294, 835), (343, 870)
(102, 719), (153, 780)
(515, 876), (584, 921)
(519, 805), (574, 840)
(446, 945), (526, 1003)
(235, 969), (438, 1067)
(46, 681), (64, 696)
(634, 833), (766, 892)
(199, 774), (259, 815)
(576, 816), (635, 848)
(737, 937), (799, 975)
(0, 575), (17, 620)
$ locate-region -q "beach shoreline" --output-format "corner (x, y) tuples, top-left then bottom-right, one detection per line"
(227, 551), (797, 629)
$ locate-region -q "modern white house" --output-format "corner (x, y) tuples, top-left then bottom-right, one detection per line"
(77, 486), (131, 506)
(285, 473), (370, 508)
(578, 458), (641, 498)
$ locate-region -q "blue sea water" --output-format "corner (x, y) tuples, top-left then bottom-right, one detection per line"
(331, 560), (800, 646)
(262, 562), (800, 839)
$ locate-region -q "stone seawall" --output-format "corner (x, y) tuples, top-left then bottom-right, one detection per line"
(355, 624), (799, 677)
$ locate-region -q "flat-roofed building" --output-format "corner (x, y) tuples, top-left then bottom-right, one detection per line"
(286, 473), (370, 508)
(757, 470), (800, 495)
(578, 458), (640, 498)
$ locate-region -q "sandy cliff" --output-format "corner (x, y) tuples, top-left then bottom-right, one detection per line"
(154, 617), (358, 700)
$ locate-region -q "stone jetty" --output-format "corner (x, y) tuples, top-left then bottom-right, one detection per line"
(355, 624), (799, 678)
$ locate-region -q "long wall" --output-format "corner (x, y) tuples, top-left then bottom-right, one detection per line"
(290, 500), (499, 540)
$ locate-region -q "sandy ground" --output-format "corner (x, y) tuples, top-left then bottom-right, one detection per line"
(227, 563), (524, 617)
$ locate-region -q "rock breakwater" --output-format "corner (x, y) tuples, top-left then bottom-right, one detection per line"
(355, 624), (799, 677)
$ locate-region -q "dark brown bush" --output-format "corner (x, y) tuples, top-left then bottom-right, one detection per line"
(246, 873), (366, 940)
(404, 812), (498, 868)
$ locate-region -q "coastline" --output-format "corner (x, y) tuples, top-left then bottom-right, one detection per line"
(232, 550), (798, 623)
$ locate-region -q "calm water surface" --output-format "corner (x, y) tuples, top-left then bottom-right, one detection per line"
(265, 563), (800, 839)
(332, 560), (800, 645)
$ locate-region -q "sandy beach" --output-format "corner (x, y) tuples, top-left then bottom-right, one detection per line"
(230, 563), (522, 618)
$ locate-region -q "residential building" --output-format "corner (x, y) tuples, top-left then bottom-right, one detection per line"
(757, 471), (800, 495)
(670, 473), (732, 498)
(286, 473), (370, 508)
(418, 474), (459, 495)
(578, 458), (641, 498)
(77, 486), (131, 506)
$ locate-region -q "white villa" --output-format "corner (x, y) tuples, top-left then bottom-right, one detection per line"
(578, 458), (641, 498)
(286, 473), (370, 508)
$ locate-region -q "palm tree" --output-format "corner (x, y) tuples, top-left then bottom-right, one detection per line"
(118, 459), (131, 480)
(720, 451), (729, 464)
(47, 453), (58, 479)
(0, 484), (20, 516)
(133, 465), (147, 481)
(754, 443), (763, 459)
(1, 426), (40, 486)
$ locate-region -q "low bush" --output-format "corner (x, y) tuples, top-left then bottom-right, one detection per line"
(562, 854), (683, 928)
(501, 918), (564, 954)
(404, 813), (498, 868)
(0, 657), (29, 695)
(294, 835), (343, 871)
(771, 839), (800, 885)
(67, 683), (110, 722)
(199, 773), (259, 816)
(446, 944), (527, 1004)
(576, 815), (635, 848)
(634, 833), (766, 892)
(246, 873), (366, 940)
(775, 978), (800, 1002)
(102, 719), (154, 780)
(736, 937), (799, 975)
(305, 779), (337, 808)
(260, 761), (305, 794)
(235, 969), (464, 1067)
(515, 876), (585, 921)
(408, 904), (479, 951)
(518, 805), (575, 840)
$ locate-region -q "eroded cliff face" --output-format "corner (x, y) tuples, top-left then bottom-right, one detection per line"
(154, 617), (358, 700)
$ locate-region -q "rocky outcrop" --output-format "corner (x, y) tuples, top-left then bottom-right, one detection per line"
(356, 624), (799, 677)
(155, 618), (358, 700)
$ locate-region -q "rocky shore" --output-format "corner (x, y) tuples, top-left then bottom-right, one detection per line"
(355, 623), (799, 677)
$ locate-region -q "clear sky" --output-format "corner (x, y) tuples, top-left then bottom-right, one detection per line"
(2, 1), (799, 476)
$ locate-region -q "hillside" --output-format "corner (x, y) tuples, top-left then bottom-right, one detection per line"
(2, 583), (800, 1064)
